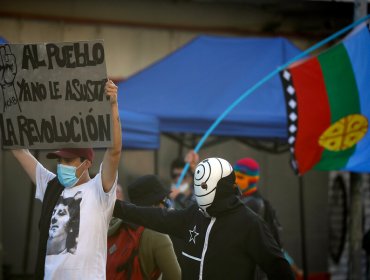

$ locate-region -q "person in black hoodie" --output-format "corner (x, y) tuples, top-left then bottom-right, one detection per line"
(114, 157), (294, 280)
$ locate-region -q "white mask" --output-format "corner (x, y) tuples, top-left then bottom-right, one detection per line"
(193, 157), (233, 212)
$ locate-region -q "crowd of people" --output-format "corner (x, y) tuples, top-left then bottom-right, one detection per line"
(11, 80), (300, 279)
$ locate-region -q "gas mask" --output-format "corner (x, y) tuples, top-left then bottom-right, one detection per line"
(193, 157), (233, 213)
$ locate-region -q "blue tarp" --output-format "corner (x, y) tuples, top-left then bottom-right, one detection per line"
(120, 110), (160, 149)
(118, 35), (303, 139)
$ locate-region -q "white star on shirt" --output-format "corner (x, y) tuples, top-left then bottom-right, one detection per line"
(189, 225), (199, 244)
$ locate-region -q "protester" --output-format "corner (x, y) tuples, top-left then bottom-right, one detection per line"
(169, 150), (199, 209)
(234, 157), (303, 279)
(11, 80), (122, 279)
(114, 157), (294, 280)
(167, 151), (199, 264)
(107, 178), (181, 280)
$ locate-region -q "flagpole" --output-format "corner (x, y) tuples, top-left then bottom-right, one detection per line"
(298, 176), (308, 280)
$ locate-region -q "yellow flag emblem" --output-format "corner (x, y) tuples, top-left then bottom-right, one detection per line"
(318, 114), (368, 151)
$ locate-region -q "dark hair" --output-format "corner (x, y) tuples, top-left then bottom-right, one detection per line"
(128, 175), (170, 207)
(62, 192), (82, 253)
(171, 158), (186, 171)
(170, 158), (193, 180)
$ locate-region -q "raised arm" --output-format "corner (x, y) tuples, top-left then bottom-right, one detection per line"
(185, 149), (199, 173)
(11, 149), (38, 184)
(101, 80), (122, 192)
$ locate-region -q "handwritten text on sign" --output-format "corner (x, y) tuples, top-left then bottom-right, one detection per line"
(0, 40), (112, 149)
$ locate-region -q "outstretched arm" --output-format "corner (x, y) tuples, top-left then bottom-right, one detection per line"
(11, 149), (38, 184)
(101, 80), (122, 192)
(114, 200), (189, 238)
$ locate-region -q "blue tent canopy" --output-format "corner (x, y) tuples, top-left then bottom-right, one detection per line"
(120, 110), (160, 149)
(118, 35), (303, 140)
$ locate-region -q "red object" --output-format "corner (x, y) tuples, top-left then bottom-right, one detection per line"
(107, 225), (145, 280)
(290, 58), (331, 174)
(47, 148), (95, 162)
(107, 225), (161, 280)
(296, 272), (331, 280)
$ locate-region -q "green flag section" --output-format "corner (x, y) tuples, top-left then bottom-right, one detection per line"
(280, 25), (370, 175)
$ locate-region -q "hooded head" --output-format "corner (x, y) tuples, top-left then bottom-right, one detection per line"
(233, 157), (260, 196)
(128, 175), (171, 207)
(193, 157), (234, 214)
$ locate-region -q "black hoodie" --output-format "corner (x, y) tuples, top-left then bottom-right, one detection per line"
(114, 173), (294, 280)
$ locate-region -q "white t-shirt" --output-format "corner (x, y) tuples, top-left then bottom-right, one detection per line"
(35, 162), (117, 280)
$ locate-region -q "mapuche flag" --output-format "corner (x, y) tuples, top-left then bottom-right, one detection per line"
(280, 25), (370, 175)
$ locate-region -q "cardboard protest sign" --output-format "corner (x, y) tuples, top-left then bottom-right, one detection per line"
(0, 40), (113, 149)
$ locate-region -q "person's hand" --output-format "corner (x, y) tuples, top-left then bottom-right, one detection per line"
(291, 264), (303, 279)
(185, 150), (199, 172)
(169, 187), (180, 199)
(105, 79), (118, 104)
(0, 45), (17, 88)
(0, 45), (21, 112)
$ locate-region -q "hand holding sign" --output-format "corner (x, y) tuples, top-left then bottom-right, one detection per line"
(105, 79), (118, 104)
(0, 45), (21, 112)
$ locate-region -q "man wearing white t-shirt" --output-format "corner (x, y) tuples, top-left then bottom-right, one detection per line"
(11, 80), (122, 280)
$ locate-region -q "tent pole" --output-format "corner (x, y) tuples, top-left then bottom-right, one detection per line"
(349, 172), (363, 279)
(299, 176), (308, 280)
(154, 149), (159, 175)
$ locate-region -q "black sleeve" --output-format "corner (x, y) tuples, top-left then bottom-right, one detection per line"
(113, 200), (190, 238)
(246, 217), (295, 280)
(174, 193), (187, 209)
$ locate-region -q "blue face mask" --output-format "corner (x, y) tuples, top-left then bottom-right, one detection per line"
(57, 161), (86, 188)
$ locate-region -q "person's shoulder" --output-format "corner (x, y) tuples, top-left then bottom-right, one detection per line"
(36, 162), (56, 184)
(236, 203), (262, 222)
(188, 203), (201, 212)
(242, 195), (265, 215)
(36, 161), (52, 175)
(143, 228), (172, 246)
(145, 228), (167, 238)
(86, 169), (106, 189)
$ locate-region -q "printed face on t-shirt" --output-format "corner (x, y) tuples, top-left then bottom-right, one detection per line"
(47, 192), (82, 255)
(49, 203), (70, 239)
